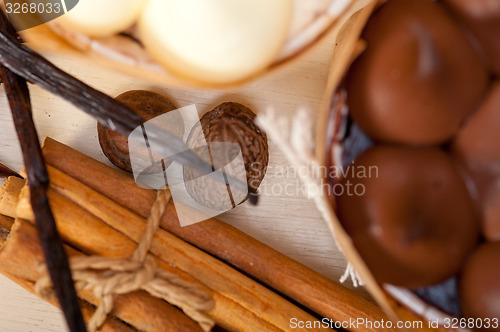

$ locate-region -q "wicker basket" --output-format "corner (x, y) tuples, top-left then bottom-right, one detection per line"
(317, 1), (465, 330)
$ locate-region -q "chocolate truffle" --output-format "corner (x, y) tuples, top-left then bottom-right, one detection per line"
(346, 0), (488, 145)
(98, 90), (179, 172)
(337, 145), (479, 288)
(459, 241), (500, 329)
(453, 82), (500, 241)
(444, 0), (500, 76)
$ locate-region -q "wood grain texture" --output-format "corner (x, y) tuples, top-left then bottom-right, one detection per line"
(0, 24), (372, 330)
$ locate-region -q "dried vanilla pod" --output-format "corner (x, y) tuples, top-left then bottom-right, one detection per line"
(98, 90), (180, 172)
(0, 9), (86, 332)
(184, 102), (268, 209)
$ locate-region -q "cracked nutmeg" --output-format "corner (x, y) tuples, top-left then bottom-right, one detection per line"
(98, 90), (181, 172)
(184, 102), (269, 210)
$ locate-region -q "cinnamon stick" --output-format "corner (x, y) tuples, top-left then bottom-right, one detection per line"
(17, 188), (304, 331)
(0, 182), (212, 332)
(0, 176), (22, 246)
(41, 137), (389, 331)
(0, 218), (205, 332)
(0, 214), (14, 246)
(42, 137), (157, 217)
(0, 176), (24, 218)
(15, 172), (321, 331)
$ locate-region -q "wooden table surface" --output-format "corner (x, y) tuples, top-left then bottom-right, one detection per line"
(0, 31), (368, 331)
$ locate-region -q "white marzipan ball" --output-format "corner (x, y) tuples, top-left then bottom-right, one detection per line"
(139, 0), (292, 84)
(57, 0), (148, 37)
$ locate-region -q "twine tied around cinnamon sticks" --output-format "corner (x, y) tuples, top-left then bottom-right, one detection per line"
(35, 189), (215, 332)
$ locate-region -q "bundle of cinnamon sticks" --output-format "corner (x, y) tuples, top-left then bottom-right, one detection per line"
(0, 138), (390, 332)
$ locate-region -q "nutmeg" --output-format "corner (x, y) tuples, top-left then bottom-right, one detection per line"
(98, 90), (179, 172)
(337, 145), (479, 288)
(459, 241), (500, 328)
(345, 0), (488, 145)
(453, 82), (500, 241)
(183, 102), (268, 209)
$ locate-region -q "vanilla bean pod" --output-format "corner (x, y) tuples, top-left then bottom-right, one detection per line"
(0, 71), (87, 332)
(0, 10), (87, 332)
(0, 28), (257, 203)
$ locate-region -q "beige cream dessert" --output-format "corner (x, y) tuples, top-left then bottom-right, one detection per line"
(49, 0), (353, 84)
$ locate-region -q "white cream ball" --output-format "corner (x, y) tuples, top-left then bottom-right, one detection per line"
(139, 0), (292, 84)
(57, 0), (148, 37)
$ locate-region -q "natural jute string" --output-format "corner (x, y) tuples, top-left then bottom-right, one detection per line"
(36, 189), (215, 332)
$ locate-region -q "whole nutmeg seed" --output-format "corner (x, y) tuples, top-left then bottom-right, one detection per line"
(98, 90), (180, 172)
(184, 102), (269, 210)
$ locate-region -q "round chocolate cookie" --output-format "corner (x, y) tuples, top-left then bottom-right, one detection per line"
(337, 145), (479, 288)
(444, 0), (500, 76)
(346, 0), (488, 145)
(453, 82), (500, 241)
(460, 241), (500, 330)
(98, 90), (179, 172)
